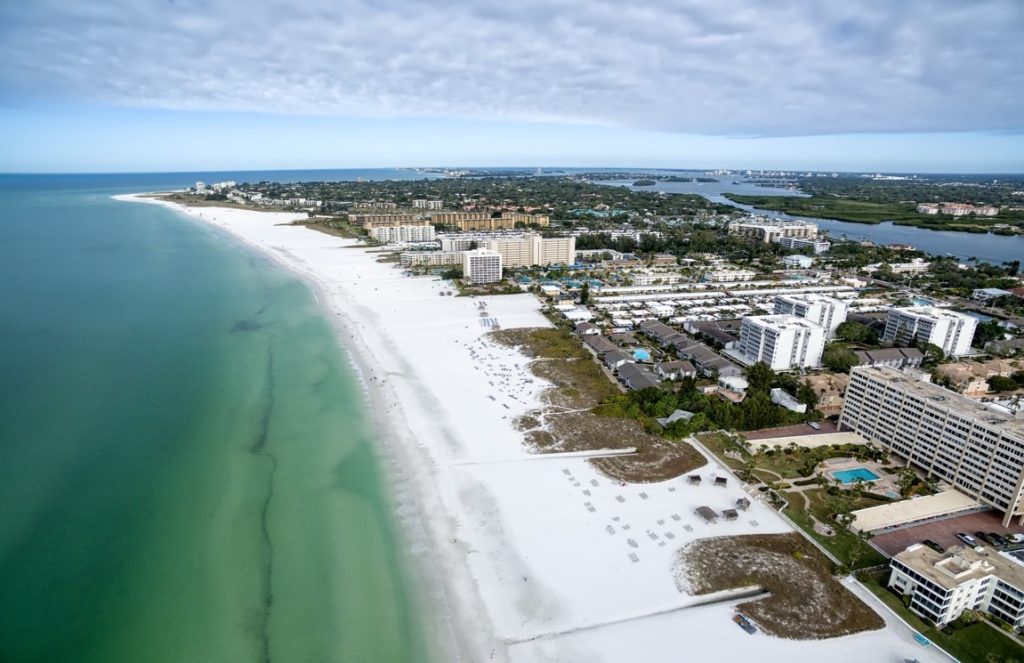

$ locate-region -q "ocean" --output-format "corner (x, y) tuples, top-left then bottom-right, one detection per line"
(0, 171), (431, 662)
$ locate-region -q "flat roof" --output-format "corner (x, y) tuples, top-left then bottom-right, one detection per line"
(851, 490), (979, 533)
(752, 431), (866, 450)
(895, 542), (1024, 591)
(851, 366), (1024, 439)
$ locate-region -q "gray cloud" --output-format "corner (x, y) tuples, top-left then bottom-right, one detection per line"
(1, 0), (1021, 135)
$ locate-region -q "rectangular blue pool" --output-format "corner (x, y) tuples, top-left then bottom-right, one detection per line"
(832, 467), (881, 484)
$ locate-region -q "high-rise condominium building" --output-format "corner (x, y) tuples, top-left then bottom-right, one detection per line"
(729, 221), (818, 243)
(737, 314), (825, 370)
(773, 294), (848, 339)
(369, 225), (437, 244)
(463, 249), (502, 284)
(839, 366), (1024, 526)
(883, 307), (977, 357)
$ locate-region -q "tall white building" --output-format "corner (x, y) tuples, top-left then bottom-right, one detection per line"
(773, 293), (848, 339)
(400, 251), (464, 267)
(481, 234), (574, 268)
(777, 236), (831, 253)
(888, 543), (1024, 629)
(463, 249), (502, 284)
(736, 314), (825, 370)
(729, 221), (818, 243)
(369, 225), (437, 244)
(883, 306), (977, 357)
(839, 365), (1024, 526)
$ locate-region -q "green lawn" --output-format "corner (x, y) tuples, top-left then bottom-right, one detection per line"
(863, 571), (1024, 663)
(783, 500), (887, 570)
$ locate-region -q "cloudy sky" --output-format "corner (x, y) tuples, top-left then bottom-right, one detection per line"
(1, 0), (1022, 172)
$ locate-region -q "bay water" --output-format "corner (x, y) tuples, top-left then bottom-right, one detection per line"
(0, 172), (429, 662)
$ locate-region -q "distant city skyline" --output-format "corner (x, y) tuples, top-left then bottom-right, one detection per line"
(1, 0), (1022, 173)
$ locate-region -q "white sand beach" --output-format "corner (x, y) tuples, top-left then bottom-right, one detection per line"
(115, 194), (951, 663)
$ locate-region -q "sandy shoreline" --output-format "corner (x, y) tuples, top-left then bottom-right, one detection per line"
(114, 193), (951, 663)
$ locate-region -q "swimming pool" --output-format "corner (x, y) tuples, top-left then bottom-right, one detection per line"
(633, 349), (651, 361)
(832, 467), (881, 484)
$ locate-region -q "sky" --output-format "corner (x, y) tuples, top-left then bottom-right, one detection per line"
(1, 0), (1022, 173)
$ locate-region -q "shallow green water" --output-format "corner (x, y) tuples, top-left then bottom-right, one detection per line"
(0, 177), (427, 662)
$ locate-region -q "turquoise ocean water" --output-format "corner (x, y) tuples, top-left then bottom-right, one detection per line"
(0, 171), (432, 662)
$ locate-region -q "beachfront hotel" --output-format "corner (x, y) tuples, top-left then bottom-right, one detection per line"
(440, 233), (574, 268)
(400, 250), (465, 267)
(772, 293), (848, 339)
(888, 543), (1024, 629)
(839, 366), (1024, 526)
(728, 220), (818, 243)
(369, 225), (437, 244)
(463, 249), (502, 284)
(883, 306), (977, 357)
(735, 314), (825, 370)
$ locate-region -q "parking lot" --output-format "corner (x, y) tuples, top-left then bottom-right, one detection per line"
(871, 510), (1024, 557)
(745, 420), (838, 440)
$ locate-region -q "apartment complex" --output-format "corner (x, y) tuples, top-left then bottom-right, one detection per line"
(729, 221), (818, 243)
(463, 249), (502, 284)
(431, 211), (550, 231)
(484, 234), (574, 268)
(369, 225), (437, 244)
(916, 203), (1000, 217)
(702, 268), (758, 283)
(736, 314), (825, 370)
(632, 271), (682, 286)
(413, 199), (444, 210)
(351, 213), (429, 229)
(399, 251), (464, 267)
(773, 293), (848, 338)
(839, 366), (1024, 525)
(777, 236), (831, 253)
(889, 543), (1024, 629)
(883, 306), (977, 357)
(439, 233), (573, 267)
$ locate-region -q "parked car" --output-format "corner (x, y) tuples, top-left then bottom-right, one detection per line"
(989, 533), (1010, 548)
(1010, 534), (1024, 544)
(922, 539), (945, 554)
(956, 532), (978, 546)
(975, 531), (995, 545)
(808, 421), (821, 430)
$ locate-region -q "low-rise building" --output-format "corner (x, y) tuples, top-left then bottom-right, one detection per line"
(352, 213), (427, 228)
(973, 288), (1014, 301)
(853, 347), (925, 369)
(655, 360), (697, 380)
(703, 268), (758, 283)
(770, 388), (807, 413)
(431, 211), (550, 230)
(413, 199), (443, 210)
(889, 543), (1024, 629)
(782, 254), (815, 269)
(618, 363), (661, 391)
